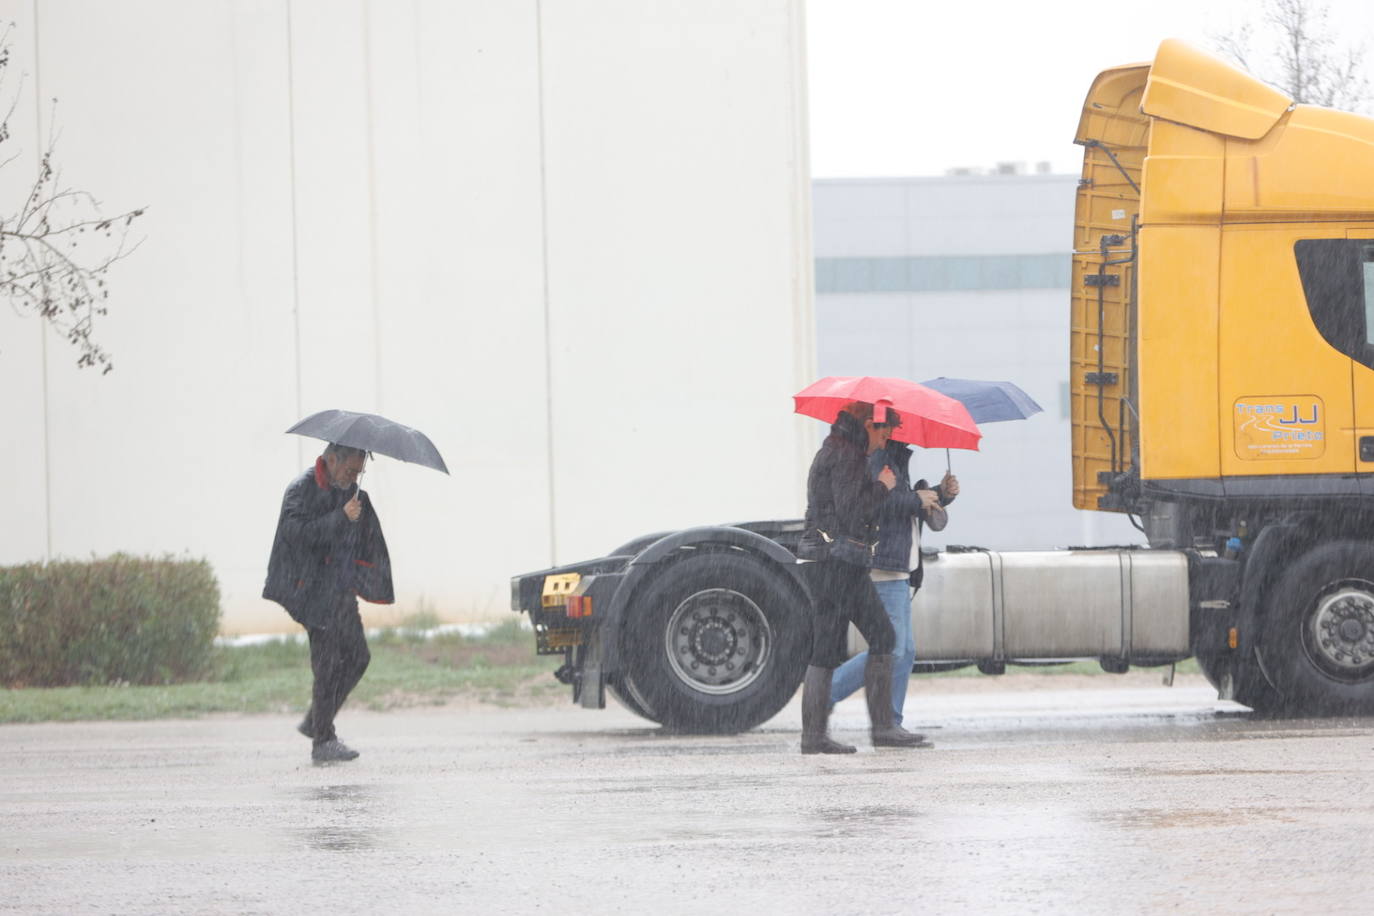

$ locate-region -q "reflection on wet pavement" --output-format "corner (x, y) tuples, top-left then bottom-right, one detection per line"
(4, 686), (1374, 913)
(284, 784), (383, 853)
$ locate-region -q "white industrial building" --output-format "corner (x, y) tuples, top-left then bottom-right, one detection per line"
(812, 173), (1141, 550)
(2, 1), (1136, 637)
(0, 0), (816, 634)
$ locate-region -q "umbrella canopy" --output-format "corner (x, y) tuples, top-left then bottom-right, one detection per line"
(793, 376), (981, 450)
(286, 409), (449, 474)
(919, 377), (1043, 424)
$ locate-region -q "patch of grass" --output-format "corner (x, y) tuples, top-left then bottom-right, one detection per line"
(0, 622), (563, 724)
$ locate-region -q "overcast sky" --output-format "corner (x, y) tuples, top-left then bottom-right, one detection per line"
(807, 0), (1374, 178)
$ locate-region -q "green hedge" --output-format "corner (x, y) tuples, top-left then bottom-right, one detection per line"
(0, 555), (221, 687)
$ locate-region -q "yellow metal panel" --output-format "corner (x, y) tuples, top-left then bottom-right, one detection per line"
(1141, 39), (1290, 140)
(1071, 65), (1147, 510)
(1073, 64), (1149, 149)
(1139, 120), (1224, 224)
(1223, 106), (1374, 216)
(1136, 225), (1221, 482)
(1216, 226), (1354, 479)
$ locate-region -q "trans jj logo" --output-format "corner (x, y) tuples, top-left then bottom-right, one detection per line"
(1235, 402), (1324, 441)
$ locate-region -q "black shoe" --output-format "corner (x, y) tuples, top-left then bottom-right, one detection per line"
(801, 734), (858, 755)
(872, 724), (933, 749)
(311, 739), (360, 763)
(296, 715), (315, 740)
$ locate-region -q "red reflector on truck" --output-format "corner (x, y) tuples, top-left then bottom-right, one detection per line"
(567, 595), (593, 618)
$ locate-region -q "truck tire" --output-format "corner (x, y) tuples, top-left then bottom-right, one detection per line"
(621, 551), (808, 734)
(1194, 648), (1283, 713)
(1259, 541), (1374, 715)
(607, 677), (656, 722)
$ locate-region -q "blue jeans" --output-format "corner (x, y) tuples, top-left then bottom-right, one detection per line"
(829, 578), (916, 725)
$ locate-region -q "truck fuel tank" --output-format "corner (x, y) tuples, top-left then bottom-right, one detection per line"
(850, 548), (1191, 665)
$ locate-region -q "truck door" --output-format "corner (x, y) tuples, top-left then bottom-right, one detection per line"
(1218, 232), (1356, 490)
(1347, 233), (1374, 491)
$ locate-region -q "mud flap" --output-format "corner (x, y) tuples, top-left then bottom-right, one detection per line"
(576, 630), (607, 710)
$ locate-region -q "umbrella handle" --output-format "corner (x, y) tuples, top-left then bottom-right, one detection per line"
(946, 448), (951, 475)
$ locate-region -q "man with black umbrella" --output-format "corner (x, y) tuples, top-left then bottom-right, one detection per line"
(263, 443), (394, 763)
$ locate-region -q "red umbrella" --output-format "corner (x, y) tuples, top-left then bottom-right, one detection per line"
(793, 375), (981, 450)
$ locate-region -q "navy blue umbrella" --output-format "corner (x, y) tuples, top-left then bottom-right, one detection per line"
(918, 377), (1043, 471)
(918, 377), (1043, 424)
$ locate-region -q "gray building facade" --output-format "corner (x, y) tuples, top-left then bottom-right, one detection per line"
(813, 174), (1140, 549)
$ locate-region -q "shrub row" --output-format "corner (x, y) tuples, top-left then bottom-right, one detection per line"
(0, 555), (221, 687)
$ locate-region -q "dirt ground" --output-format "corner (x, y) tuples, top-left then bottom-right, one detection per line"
(4, 674), (1374, 914)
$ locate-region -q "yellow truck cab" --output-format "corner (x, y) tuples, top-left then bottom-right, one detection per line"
(1074, 39), (1374, 712)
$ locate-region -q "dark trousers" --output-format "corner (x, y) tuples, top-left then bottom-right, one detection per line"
(800, 559), (896, 669)
(304, 596), (371, 744)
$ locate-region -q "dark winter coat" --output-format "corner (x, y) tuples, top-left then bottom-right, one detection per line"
(866, 440), (955, 585)
(262, 459), (394, 628)
(800, 412), (890, 557)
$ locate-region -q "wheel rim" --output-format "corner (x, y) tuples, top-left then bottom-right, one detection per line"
(664, 588), (771, 696)
(1302, 580), (1374, 683)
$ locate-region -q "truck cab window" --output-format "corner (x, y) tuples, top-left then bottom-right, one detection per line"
(1365, 255), (1374, 347)
(1294, 240), (1374, 368)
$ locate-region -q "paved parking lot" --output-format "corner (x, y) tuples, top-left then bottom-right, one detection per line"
(5, 678), (1374, 914)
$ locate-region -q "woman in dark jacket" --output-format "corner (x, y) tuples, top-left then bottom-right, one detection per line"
(829, 437), (956, 741)
(796, 401), (926, 754)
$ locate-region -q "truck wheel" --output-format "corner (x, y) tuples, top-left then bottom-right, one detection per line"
(1259, 541), (1374, 715)
(621, 551), (808, 734)
(1194, 648), (1283, 713)
(607, 677), (657, 723)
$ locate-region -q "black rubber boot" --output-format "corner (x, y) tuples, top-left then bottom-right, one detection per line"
(801, 665), (856, 755)
(866, 654), (931, 748)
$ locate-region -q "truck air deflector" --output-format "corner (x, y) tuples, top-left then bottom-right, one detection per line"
(1140, 39), (1291, 140)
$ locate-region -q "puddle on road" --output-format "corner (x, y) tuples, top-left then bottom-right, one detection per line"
(1108, 766), (1290, 778)
(285, 783), (378, 803)
(1097, 806), (1301, 830)
(293, 825), (379, 852)
(811, 804), (922, 838)
(279, 783), (387, 853)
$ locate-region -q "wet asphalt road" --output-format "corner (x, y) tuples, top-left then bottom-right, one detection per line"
(4, 680), (1374, 915)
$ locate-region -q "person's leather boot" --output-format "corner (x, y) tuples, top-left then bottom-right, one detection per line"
(865, 654), (930, 748)
(801, 665), (856, 755)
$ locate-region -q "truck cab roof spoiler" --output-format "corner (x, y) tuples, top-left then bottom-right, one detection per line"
(1077, 39), (1293, 145)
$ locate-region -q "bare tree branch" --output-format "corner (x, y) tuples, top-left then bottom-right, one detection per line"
(1211, 0), (1371, 112)
(0, 21), (144, 374)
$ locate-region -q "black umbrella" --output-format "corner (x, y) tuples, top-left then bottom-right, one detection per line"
(286, 409), (449, 474)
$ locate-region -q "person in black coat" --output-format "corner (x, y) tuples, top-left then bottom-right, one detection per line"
(263, 443), (393, 763)
(829, 437), (957, 740)
(795, 402), (926, 754)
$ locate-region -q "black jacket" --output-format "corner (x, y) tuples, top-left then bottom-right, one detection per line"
(801, 412), (890, 551)
(866, 440), (954, 584)
(262, 461), (394, 628)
